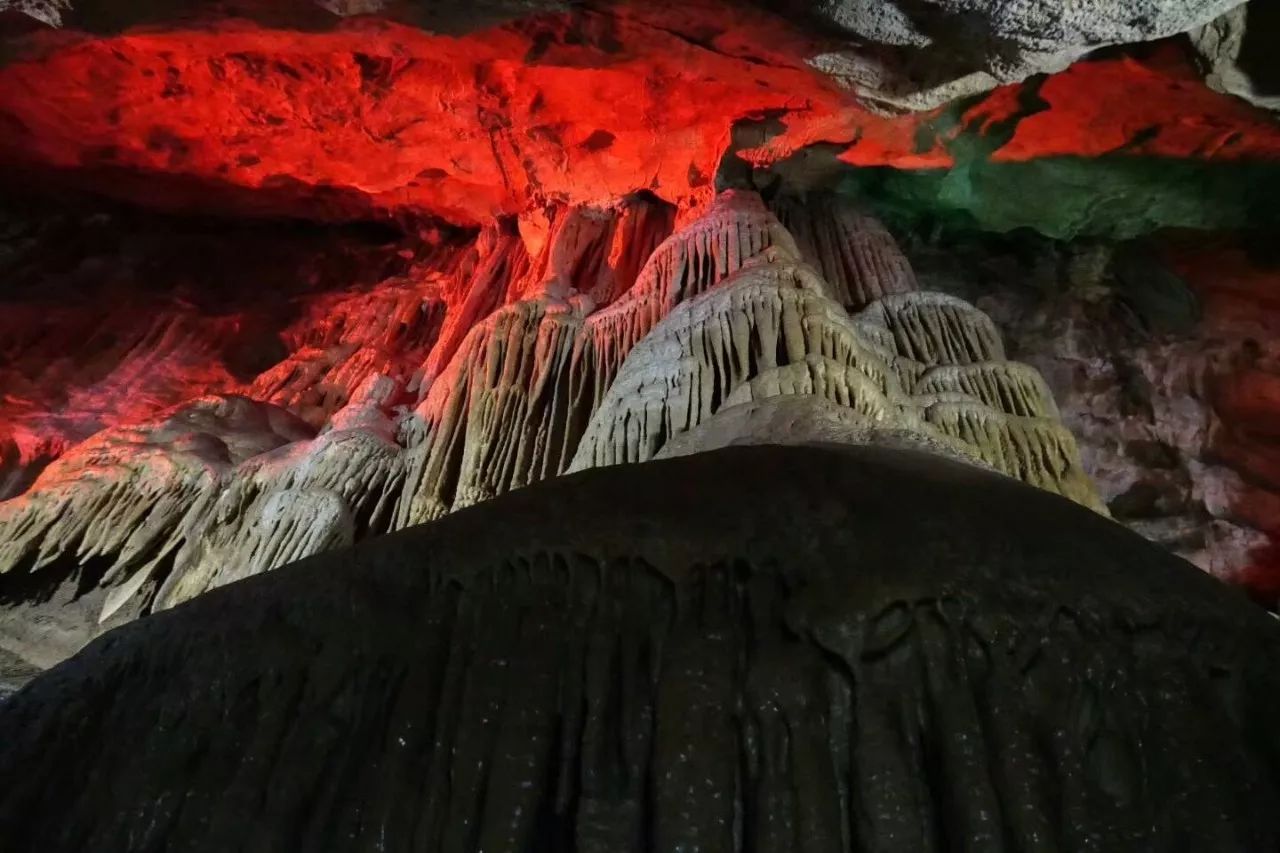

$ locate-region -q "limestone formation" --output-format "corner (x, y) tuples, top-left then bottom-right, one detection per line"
(394, 190), (793, 524)
(1192, 3), (1280, 112)
(857, 292), (1006, 367)
(914, 362), (1061, 420)
(0, 396), (312, 667)
(149, 375), (407, 613)
(921, 398), (1107, 513)
(1, 0), (1253, 116)
(0, 190), (1105, 680)
(572, 200), (1099, 512)
(0, 395), (310, 581)
(653, 395), (986, 467)
(1, 445), (1276, 851)
(804, 0), (1246, 110)
(772, 195), (919, 310)
(570, 254), (906, 471)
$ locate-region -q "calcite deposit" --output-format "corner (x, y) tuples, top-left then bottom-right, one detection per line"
(0, 2), (1277, 845)
(0, 189), (1108, 676)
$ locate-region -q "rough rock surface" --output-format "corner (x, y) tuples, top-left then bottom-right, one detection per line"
(804, 0), (1246, 110)
(2, 445), (1277, 851)
(0, 190), (1104, 684)
(901, 228), (1280, 606)
(0, 2), (1278, 231)
(652, 394), (987, 466)
(573, 196), (1102, 511)
(1192, 2), (1280, 111)
(1, 0), (1262, 114)
(0, 396), (312, 671)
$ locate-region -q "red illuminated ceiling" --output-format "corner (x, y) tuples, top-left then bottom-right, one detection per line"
(1, 1), (1280, 603)
(1, 4), (1278, 225)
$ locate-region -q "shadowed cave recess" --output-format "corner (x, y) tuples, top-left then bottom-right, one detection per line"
(1, 0), (1280, 850)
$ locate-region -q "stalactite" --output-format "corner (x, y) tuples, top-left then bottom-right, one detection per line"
(415, 220), (534, 395)
(0, 396), (313, 589)
(570, 201), (1102, 514)
(395, 297), (596, 525)
(249, 274), (452, 426)
(653, 395), (984, 468)
(0, 190), (1110, 676)
(771, 194), (919, 310)
(570, 255), (905, 471)
(720, 356), (897, 421)
(921, 398), (1107, 513)
(581, 189), (801, 381)
(144, 376), (407, 613)
(858, 291), (1006, 366)
(914, 362), (1061, 419)
(394, 190), (790, 525)
(589, 193), (678, 307)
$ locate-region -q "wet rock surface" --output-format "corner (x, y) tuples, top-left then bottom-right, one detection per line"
(2, 444), (1277, 851)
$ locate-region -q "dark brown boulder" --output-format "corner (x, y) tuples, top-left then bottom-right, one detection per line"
(2, 444), (1278, 851)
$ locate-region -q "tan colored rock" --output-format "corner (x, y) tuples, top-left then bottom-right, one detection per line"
(921, 398), (1107, 513)
(772, 195), (918, 310)
(395, 190), (792, 524)
(654, 395), (986, 468)
(570, 254), (897, 471)
(0, 190), (1110, 679)
(858, 291), (1006, 366)
(914, 362), (1061, 419)
(147, 376), (405, 613)
(0, 395), (311, 583)
(1192, 4), (1280, 112)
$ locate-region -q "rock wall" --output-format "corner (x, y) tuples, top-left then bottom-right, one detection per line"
(902, 228), (1280, 605)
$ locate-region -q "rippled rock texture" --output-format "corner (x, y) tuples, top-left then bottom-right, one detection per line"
(2, 444), (1277, 851)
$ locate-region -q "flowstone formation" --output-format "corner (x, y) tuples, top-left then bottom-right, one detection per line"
(2, 445), (1278, 850)
(0, 191), (1105, 683)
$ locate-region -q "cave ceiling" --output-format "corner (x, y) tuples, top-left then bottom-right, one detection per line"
(0, 0), (1276, 234)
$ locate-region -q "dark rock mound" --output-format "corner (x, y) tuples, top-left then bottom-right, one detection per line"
(1, 444), (1278, 851)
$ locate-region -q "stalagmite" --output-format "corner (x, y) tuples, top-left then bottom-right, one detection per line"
(3, 446), (1276, 852)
